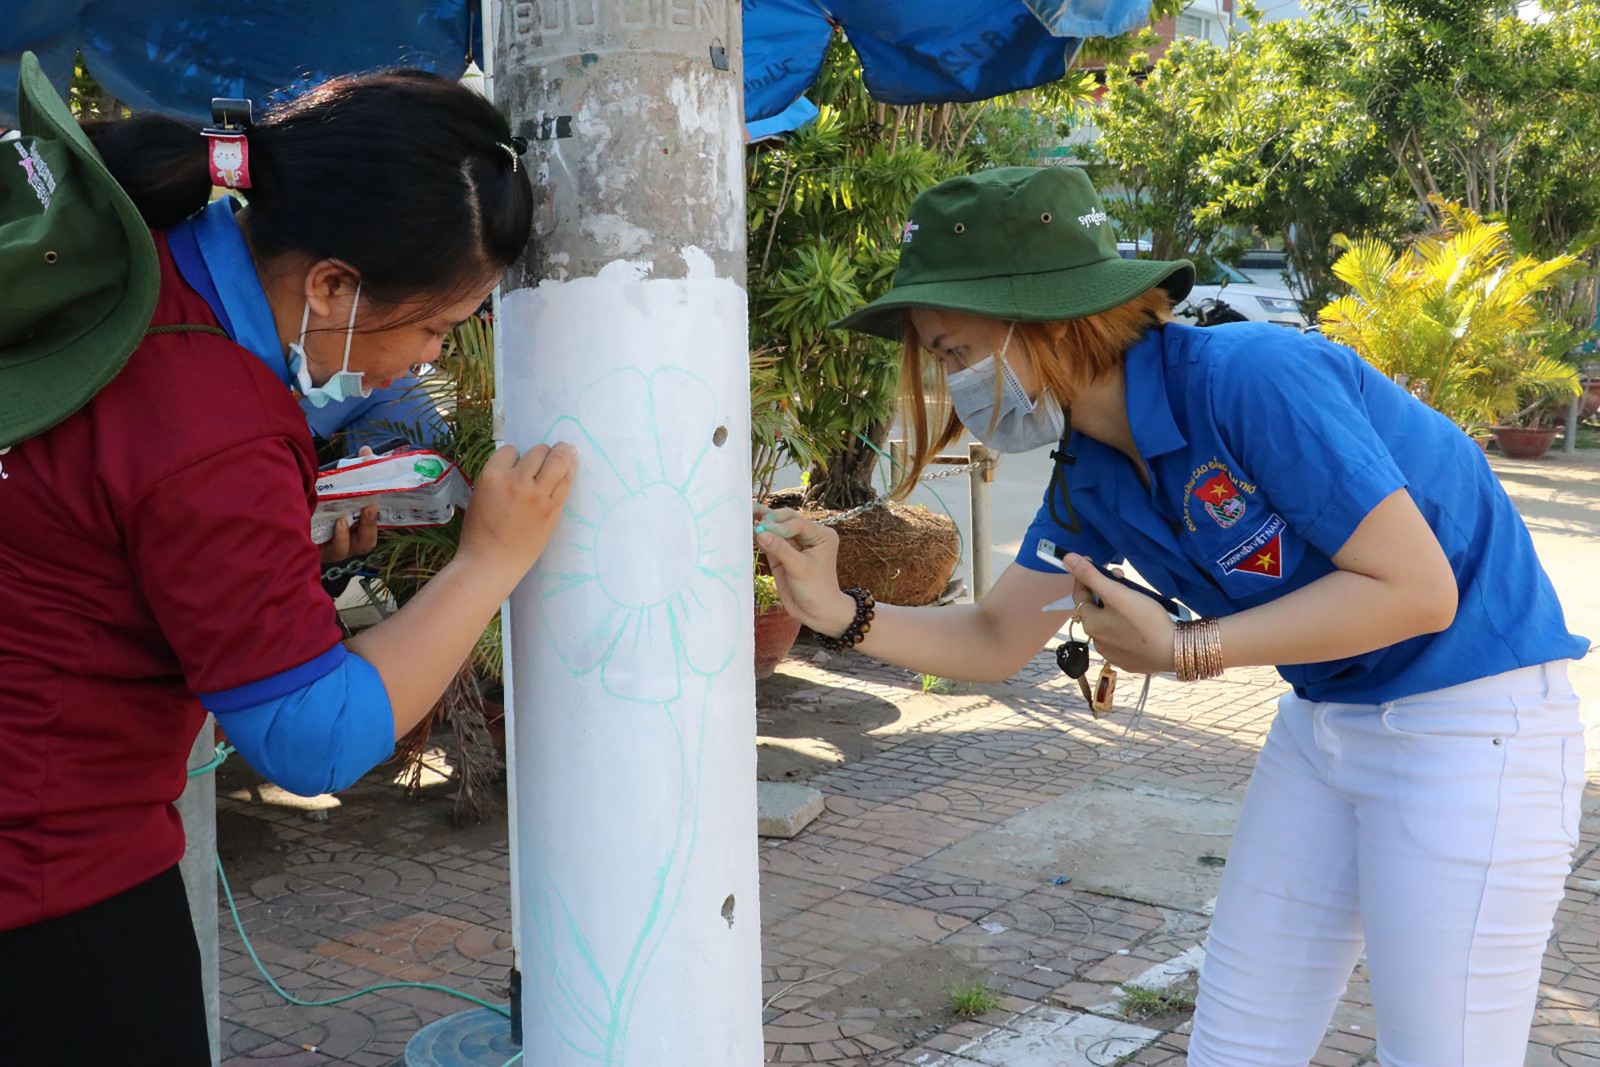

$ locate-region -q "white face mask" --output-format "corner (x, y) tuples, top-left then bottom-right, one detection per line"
(287, 281), (370, 408)
(945, 323), (1066, 454)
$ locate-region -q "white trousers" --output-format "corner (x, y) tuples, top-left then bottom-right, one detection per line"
(1189, 661), (1584, 1067)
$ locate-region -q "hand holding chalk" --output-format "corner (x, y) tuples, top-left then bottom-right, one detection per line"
(752, 503), (798, 539)
(755, 511), (854, 637)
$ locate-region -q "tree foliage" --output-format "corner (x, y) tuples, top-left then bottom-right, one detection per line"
(1320, 202), (1582, 429)
(1087, 0), (1600, 323)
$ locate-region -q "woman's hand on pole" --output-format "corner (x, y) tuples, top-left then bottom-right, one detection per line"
(459, 442), (577, 580)
(754, 506), (856, 638)
(1064, 554), (1177, 675)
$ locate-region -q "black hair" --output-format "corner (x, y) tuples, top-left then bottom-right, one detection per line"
(82, 69), (533, 311)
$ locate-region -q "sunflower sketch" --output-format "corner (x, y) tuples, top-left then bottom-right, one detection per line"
(535, 366), (743, 704)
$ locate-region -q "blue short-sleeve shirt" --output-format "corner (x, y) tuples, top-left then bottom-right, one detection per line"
(1016, 322), (1588, 704)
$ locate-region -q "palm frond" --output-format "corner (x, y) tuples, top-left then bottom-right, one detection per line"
(1321, 199), (1581, 429)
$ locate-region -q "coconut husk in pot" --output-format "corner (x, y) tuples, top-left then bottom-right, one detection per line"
(765, 490), (961, 607)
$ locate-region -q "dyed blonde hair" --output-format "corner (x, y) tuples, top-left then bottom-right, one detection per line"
(892, 288), (1174, 499)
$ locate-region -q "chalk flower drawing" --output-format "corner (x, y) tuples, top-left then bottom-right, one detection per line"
(524, 364), (741, 1062)
(537, 365), (741, 704)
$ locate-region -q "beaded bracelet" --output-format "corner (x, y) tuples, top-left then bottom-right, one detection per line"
(816, 588), (876, 653)
(1174, 618), (1225, 683)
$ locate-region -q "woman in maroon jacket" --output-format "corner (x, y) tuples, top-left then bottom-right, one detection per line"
(0, 55), (574, 1064)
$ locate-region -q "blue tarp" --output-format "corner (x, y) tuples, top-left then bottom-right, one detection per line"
(746, 96), (821, 144)
(0, 0), (1152, 129)
(0, 2), (480, 126)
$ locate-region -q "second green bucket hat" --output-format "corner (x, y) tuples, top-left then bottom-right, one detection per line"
(835, 167), (1194, 339)
(0, 52), (159, 451)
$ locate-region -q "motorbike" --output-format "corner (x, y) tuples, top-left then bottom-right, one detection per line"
(1178, 296), (1252, 327)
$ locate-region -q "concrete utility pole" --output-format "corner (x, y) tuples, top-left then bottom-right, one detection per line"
(178, 716), (220, 1066)
(492, 3), (762, 1064)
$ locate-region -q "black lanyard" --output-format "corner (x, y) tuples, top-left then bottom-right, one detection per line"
(1046, 427), (1080, 534)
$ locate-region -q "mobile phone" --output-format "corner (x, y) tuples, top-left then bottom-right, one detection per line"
(1035, 539), (1189, 620)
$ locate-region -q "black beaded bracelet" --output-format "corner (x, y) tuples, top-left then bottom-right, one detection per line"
(816, 588), (876, 652)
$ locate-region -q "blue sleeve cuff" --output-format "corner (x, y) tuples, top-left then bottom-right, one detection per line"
(210, 651), (395, 797)
(200, 643), (348, 713)
(1302, 454), (1408, 560)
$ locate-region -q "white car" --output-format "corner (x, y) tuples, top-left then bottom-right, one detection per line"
(1117, 243), (1308, 329)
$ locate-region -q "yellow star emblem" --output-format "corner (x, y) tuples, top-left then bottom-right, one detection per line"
(1254, 550), (1275, 571)
(1209, 483), (1231, 500)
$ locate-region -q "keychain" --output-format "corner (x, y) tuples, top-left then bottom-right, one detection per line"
(1054, 619), (1095, 707)
(1054, 619), (1152, 745)
(1091, 664), (1118, 717)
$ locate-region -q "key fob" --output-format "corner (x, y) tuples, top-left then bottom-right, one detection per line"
(1091, 664), (1118, 718)
(1056, 640), (1091, 679)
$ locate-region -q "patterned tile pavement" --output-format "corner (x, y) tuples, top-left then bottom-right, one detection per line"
(213, 644), (1600, 1066)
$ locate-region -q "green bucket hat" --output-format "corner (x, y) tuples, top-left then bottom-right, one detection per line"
(0, 52), (159, 450)
(835, 166), (1194, 339)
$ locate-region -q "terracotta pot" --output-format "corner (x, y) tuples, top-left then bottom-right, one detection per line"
(484, 698), (507, 759)
(1492, 426), (1559, 460)
(755, 605), (802, 680)
(1581, 380), (1600, 420)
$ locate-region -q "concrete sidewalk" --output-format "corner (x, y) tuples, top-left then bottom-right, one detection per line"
(211, 453), (1600, 1066)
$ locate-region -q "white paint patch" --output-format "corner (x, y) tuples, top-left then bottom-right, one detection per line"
(1124, 944), (1206, 992)
(579, 211), (653, 255)
(663, 72), (745, 252)
(930, 1007), (1161, 1067)
(681, 245), (715, 279)
(594, 258), (654, 284)
(500, 254), (760, 1065)
(665, 75), (721, 138)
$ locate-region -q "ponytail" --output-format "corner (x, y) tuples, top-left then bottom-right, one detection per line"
(81, 115), (213, 230)
(77, 69), (535, 307)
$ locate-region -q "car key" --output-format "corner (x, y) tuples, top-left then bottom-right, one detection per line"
(1055, 639), (1090, 679)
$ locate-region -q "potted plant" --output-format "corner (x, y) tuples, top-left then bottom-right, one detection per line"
(754, 568), (802, 679)
(364, 313), (505, 824)
(1492, 383), (1583, 459)
(1320, 201), (1581, 449)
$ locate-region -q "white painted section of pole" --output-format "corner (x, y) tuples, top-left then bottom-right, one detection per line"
(1565, 393), (1580, 454)
(493, 4), (762, 1064)
(177, 715), (220, 1066)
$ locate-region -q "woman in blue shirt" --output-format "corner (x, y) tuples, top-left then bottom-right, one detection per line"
(760, 167), (1588, 1066)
